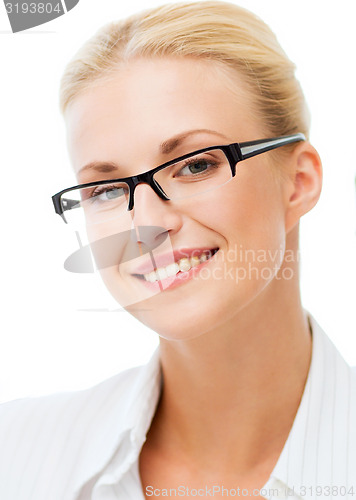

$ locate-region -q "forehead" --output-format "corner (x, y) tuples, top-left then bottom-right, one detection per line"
(64, 57), (263, 175)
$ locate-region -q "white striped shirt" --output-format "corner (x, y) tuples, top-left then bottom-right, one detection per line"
(0, 313), (355, 499)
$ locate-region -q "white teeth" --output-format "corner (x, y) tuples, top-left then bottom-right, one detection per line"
(190, 256), (201, 267)
(166, 262), (180, 276)
(142, 250), (217, 283)
(156, 267), (168, 280)
(146, 271), (157, 283)
(178, 258), (191, 272)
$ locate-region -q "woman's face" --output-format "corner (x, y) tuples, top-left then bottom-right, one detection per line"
(65, 57), (292, 340)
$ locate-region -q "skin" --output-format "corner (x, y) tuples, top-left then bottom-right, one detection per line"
(65, 57), (322, 497)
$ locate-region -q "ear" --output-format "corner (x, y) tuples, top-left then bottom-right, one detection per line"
(284, 142), (323, 233)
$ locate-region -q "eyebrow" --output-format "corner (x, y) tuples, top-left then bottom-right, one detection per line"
(159, 128), (230, 154)
(78, 128), (231, 175)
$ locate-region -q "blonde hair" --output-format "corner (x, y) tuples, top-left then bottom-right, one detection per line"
(59, 1), (310, 140)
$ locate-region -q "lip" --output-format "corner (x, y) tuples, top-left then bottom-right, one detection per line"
(130, 247), (219, 275)
(131, 247), (219, 293)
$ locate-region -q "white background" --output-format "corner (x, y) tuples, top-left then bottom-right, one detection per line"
(0, 0), (355, 403)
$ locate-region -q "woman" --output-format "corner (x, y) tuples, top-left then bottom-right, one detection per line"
(1, 2), (355, 499)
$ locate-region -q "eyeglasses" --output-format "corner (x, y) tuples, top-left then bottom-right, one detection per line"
(52, 133), (305, 226)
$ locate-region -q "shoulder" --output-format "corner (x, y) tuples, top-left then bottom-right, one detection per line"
(0, 362), (142, 431)
(0, 349), (161, 500)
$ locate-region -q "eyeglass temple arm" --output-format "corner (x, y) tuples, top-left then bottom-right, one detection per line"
(52, 196), (80, 217)
(239, 133), (306, 160)
(61, 198), (81, 212)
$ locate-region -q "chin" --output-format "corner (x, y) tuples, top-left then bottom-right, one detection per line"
(123, 291), (234, 341)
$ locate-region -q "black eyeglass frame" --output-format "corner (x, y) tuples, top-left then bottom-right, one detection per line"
(52, 132), (306, 223)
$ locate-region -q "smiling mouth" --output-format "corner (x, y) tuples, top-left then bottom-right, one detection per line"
(132, 248), (219, 283)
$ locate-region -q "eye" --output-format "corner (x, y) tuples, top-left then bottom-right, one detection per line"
(90, 184), (128, 202)
(177, 159), (216, 177)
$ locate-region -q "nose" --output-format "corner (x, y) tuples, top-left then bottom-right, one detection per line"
(130, 182), (183, 247)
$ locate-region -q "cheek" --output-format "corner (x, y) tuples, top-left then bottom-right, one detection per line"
(202, 172), (287, 266)
(85, 221), (129, 269)
(85, 220), (169, 308)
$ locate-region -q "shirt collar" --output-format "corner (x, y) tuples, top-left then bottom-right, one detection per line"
(121, 346), (162, 443)
(269, 312), (355, 492)
(73, 347), (162, 497)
